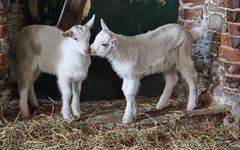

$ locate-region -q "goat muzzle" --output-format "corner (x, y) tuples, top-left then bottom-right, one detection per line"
(84, 47), (91, 55)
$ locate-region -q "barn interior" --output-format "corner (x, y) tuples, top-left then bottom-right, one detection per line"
(0, 0), (239, 149)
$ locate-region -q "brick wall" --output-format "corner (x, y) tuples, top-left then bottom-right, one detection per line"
(218, 4), (240, 94)
(211, 0), (240, 118)
(179, 0), (240, 118)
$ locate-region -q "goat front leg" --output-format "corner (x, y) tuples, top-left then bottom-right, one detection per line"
(122, 78), (139, 124)
(71, 80), (82, 118)
(58, 77), (73, 123)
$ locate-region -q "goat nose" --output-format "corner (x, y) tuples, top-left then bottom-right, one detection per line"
(84, 47), (91, 54)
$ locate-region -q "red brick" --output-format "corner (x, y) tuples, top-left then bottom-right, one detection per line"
(223, 62), (240, 74)
(224, 74), (240, 89)
(212, 32), (220, 42)
(0, 14), (7, 24)
(0, 2), (8, 13)
(179, 0), (206, 5)
(0, 24), (7, 38)
(221, 33), (240, 49)
(179, 8), (203, 20)
(211, 42), (220, 56)
(219, 0), (240, 9)
(227, 22), (240, 36)
(0, 65), (6, 78)
(14, 5), (25, 16)
(219, 45), (240, 62)
(227, 10), (240, 23)
(0, 52), (7, 65)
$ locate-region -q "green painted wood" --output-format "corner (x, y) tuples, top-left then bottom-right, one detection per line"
(86, 0), (178, 36)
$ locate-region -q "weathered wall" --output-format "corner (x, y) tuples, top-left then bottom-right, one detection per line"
(0, 0), (10, 119)
(178, 0), (214, 103)
(0, 1), (9, 78)
(0, 0), (25, 119)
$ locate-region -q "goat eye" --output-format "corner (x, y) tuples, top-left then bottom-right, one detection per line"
(102, 43), (108, 46)
(74, 38), (78, 41)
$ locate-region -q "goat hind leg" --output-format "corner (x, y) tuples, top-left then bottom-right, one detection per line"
(181, 70), (197, 111)
(18, 69), (36, 116)
(156, 70), (178, 109)
(178, 60), (198, 111)
(28, 71), (40, 109)
(28, 85), (39, 109)
(18, 84), (30, 116)
(177, 41), (198, 111)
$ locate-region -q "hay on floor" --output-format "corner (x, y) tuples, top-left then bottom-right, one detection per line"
(0, 97), (239, 149)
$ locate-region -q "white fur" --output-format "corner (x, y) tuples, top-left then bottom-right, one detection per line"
(91, 19), (207, 124)
(9, 15), (95, 122)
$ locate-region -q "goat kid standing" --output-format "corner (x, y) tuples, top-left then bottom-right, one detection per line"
(9, 15), (95, 122)
(90, 19), (207, 124)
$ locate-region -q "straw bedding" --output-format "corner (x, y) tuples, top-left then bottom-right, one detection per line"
(0, 97), (239, 149)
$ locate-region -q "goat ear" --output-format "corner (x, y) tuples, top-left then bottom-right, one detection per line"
(85, 14), (95, 29)
(100, 19), (109, 31)
(62, 30), (74, 37)
(110, 38), (116, 48)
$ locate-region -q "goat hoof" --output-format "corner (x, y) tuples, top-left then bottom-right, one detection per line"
(35, 106), (43, 114)
(62, 112), (75, 123)
(20, 109), (30, 117)
(32, 103), (40, 109)
(122, 113), (135, 124)
(187, 102), (196, 111)
(63, 115), (75, 123)
(29, 100), (40, 109)
(156, 102), (169, 110)
(72, 110), (81, 119)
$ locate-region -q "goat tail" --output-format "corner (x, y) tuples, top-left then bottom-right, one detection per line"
(189, 19), (208, 41)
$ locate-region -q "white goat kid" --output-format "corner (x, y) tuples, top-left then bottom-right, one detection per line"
(9, 15), (95, 122)
(90, 19), (207, 124)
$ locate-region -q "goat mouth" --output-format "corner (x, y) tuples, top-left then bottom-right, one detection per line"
(81, 53), (89, 56)
(88, 51), (96, 56)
